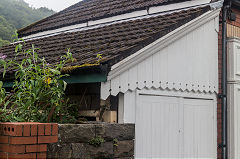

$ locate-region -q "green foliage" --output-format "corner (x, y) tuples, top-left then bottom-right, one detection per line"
(113, 138), (119, 147)
(0, 0), (55, 29)
(0, 0), (55, 45)
(0, 16), (15, 41)
(0, 38), (77, 123)
(88, 136), (105, 147)
(0, 38), (10, 48)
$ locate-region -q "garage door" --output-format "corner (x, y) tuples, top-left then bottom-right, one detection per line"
(135, 95), (216, 158)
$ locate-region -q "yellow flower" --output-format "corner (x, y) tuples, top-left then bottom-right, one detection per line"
(45, 77), (52, 85)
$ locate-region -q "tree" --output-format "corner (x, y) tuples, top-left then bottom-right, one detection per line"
(0, 0), (55, 46)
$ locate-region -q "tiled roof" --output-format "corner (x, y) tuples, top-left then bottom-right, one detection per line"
(1, 6), (209, 78)
(18, 0), (193, 37)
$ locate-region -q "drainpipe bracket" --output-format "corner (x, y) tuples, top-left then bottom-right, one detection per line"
(218, 144), (227, 148)
(218, 94), (227, 98)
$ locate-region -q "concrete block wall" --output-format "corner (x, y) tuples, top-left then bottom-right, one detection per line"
(0, 123), (58, 159)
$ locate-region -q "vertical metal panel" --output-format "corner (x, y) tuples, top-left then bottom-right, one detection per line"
(119, 70), (129, 93)
(228, 84), (240, 159)
(159, 46), (168, 90)
(111, 75), (120, 96)
(137, 61), (146, 89)
(152, 51), (161, 88)
(100, 81), (111, 100)
(183, 99), (216, 158)
(135, 95), (180, 158)
(128, 66), (138, 91)
(123, 91), (136, 123)
(118, 93), (124, 124)
(145, 56), (153, 88)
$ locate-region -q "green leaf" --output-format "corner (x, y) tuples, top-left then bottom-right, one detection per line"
(0, 81), (3, 88)
(49, 68), (61, 75)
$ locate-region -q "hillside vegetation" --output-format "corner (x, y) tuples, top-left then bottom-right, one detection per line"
(0, 0), (55, 47)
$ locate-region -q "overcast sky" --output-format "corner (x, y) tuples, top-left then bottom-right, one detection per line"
(24, 0), (82, 12)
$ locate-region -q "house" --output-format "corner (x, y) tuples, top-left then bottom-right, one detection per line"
(0, 0), (223, 158)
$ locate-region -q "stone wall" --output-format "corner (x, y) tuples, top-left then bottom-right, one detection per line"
(47, 124), (135, 159)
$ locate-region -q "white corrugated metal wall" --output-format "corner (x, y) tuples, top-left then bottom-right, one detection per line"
(101, 12), (219, 99)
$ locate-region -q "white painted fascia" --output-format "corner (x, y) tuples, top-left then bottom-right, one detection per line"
(149, 0), (211, 14)
(22, 0), (215, 40)
(108, 9), (221, 80)
(88, 10), (147, 26)
(23, 23), (87, 40)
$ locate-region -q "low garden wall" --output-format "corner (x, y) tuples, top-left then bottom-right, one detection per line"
(47, 124), (135, 159)
(0, 123), (134, 159)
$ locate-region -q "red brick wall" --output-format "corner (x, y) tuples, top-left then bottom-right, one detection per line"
(228, 8), (240, 26)
(0, 123), (58, 159)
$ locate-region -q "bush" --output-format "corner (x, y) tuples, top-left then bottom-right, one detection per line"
(0, 39), (77, 123)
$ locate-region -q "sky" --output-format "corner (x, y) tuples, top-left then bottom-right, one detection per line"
(24, 0), (82, 12)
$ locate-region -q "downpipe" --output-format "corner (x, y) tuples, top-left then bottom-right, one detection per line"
(221, 2), (230, 159)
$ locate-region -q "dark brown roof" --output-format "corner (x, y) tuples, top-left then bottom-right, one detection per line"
(1, 6), (209, 77)
(18, 0), (193, 37)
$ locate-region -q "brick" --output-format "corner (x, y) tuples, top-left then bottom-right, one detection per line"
(1, 124), (22, 136)
(0, 144), (8, 152)
(8, 153), (36, 159)
(38, 136), (58, 144)
(0, 136), (8, 144)
(38, 125), (44, 136)
(9, 137), (37, 145)
(0, 125), (3, 135)
(0, 152), (7, 159)
(51, 124), (58, 136)
(12, 125), (23, 136)
(0, 144), (25, 153)
(44, 124), (51, 136)
(9, 145), (25, 153)
(26, 144), (47, 153)
(31, 125), (37, 136)
(37, 152), (46, 159)
(24, 125), (31, 136)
